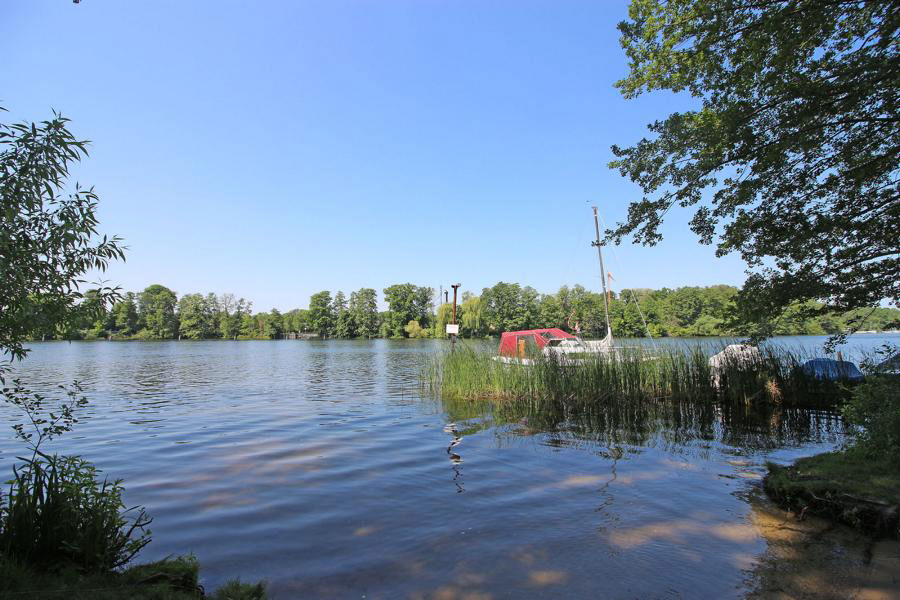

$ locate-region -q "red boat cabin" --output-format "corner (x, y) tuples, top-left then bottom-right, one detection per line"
(498, 328), (576, 358)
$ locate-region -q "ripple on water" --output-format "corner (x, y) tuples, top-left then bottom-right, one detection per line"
(1, 338), (894, 598)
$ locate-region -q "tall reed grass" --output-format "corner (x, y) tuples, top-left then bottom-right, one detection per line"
(0, 452), (152, 572)
(423, 343), (850, 408)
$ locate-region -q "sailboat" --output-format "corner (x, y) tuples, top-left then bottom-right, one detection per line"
(493, 207), (620, 365)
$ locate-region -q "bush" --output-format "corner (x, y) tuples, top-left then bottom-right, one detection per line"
(404, 320), (430, 338)
(842, 375), (900, 464)
(1, 553), (269, 599)
(0, 452), (152, 572)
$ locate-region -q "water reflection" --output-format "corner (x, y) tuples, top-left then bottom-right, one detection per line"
(443, 423), (465, 493)
(440, 392), (846, 460)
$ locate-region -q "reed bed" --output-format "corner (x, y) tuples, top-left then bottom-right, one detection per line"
(423, 343), (851, 409)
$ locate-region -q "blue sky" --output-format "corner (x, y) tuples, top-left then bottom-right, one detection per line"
(3, 0), (747, 311)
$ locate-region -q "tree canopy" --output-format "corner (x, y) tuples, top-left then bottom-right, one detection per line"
(609, 0), (899, 336)
(0, 109), (125, 359)
(31, 280), (900, 343)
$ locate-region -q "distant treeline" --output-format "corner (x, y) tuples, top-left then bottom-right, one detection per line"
(33, 282), (900, 342)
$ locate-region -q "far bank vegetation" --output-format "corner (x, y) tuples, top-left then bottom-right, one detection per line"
(33, 283), (900, 343)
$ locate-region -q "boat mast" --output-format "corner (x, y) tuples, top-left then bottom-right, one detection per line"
(592, 206), (612, 338)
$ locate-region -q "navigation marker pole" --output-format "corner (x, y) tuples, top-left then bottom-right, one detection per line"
(448, 283), (461, 352)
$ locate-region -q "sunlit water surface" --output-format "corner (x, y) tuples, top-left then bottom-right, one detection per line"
(1, 335), (897, 598)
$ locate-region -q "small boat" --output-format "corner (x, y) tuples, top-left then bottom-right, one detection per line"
(708, 344), (763, 388)
(493, 207), (625, 366)
(801, 358), (865, 382)
(493, 328), (615, 365)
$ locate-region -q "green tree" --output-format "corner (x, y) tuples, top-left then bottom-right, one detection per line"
(384, 284), (433, 337)
(404, 320), (430, 338)
(333, 291), (354, 338)
(238, 310), (255, 339)
(294, 308), (311, 333)
(377, 311), (392, 338)
(205, 293), (222, 338)
(111, 293), (139, 336)
(481, 282), (532, 332)
(177, 293), (213, 339)
(139, 285), (178, 338)
(610, 0), (899, 338)
(538, 294), (566, 330)
(308, 291), (334, 338)
(434, 303), (453, 339)
(567, 285), (606, 336)
(283, 308), (306, 335)
(669, 288), (703, 332)
(460, 293), (485, 337)
(219, 295), (249, 340)
(73, 289), (109, 340)
(0, 110), (125, 359)
(349, 288), (378, 338)
(265, 308), (284, 339)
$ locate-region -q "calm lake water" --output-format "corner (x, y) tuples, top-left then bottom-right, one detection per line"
(2, 335), (898, 598)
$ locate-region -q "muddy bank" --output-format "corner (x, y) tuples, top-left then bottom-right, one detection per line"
(748, 490), (900, 599)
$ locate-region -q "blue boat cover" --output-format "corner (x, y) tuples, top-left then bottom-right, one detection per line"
(801, 358), (865, 382)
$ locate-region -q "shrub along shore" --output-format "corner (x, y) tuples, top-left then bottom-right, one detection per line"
(0, 555), (266, 600)
(0, 374), (268, 599)
(766, 374), (900, 538)
(765, 452), (899, 538)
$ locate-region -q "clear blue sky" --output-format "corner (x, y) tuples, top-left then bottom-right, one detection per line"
(3, 0), (747, 311)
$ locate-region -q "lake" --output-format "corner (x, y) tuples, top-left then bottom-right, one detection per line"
(2, 335), (898, 598)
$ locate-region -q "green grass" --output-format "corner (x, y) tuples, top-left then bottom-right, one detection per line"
(424, 343), (849, 408)
(0, 555), (267, 599)
(765, 450), (900, 537)
(769, 451), (900, 500)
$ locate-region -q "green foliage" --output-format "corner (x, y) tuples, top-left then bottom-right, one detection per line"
(30, 282), (900, 342)
(384, 284), (433, 337)
(265, 308), (284, 339)
(0, 453), (152, 572)
(480, 282), (540, 334)
(221, 296), (251, 340)
(404, 320), (430, 339)
(842, 374), (900, 465)
(610, 0), (899, 337)
(0, 372), (151, 573)
(211, 579), (268, 599)
(349, 288), (378, 338)
(139, 285), (178, 339)
(460, 293), (484, 337)
(433, 303), (454, 339)
(426, 343), (844, 408)
(0, 108), (125, 360)
(308, 291), (334, 338)
(333, 292), (354, 338)
(176, 294), (214, 339)
(0, 554), (269, 599)
(765, 452), (900, 536)
(113, 293), (140, 337)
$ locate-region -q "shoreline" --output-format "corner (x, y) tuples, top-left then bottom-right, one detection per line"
(764, 451), (900, 539)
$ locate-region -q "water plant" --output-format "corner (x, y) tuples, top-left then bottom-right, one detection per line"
(0, 372), (151, 572)
(424, 342), (850, 408)
(0, 453), (152, 571)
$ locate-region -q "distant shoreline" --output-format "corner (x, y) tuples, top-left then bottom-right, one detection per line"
(26, 331), (900, 343)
